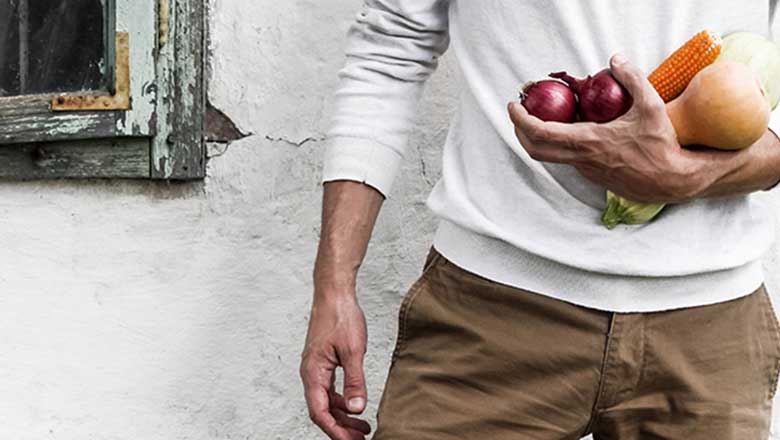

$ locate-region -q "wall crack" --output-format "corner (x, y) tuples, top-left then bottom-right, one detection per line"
(264, 135), (326, 148)
(416, 143), (433, 186)
(208, 143), (230, 159)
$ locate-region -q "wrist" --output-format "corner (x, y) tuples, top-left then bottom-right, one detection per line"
(664, 149), (713, 201)
(313, 286), (358, 306)
(680, 147), (750, 199)
(313, 267), (357, 299)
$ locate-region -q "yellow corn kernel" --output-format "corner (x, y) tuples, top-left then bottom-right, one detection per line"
(648, 30), (723, 102)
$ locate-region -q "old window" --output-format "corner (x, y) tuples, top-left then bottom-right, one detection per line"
(0, 0), (206, 179)
(1, 0), (109, 97)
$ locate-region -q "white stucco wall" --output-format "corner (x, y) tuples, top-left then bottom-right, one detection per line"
(0, 1), (779, 439)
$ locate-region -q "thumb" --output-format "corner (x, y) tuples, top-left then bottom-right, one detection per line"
(609, 54), (656, 103)
(340, 349), (368, 414)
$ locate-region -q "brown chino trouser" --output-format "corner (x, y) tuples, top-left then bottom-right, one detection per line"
(372, 248), (780, 440)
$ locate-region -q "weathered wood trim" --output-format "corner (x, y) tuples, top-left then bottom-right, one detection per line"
(0, 138), (150, 179)
(0, 106), (124, 144)
(116, 0), (158, 135)
(151, 0), (207, 179)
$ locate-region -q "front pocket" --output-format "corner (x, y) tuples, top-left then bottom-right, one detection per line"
(389, 249), (443, 367)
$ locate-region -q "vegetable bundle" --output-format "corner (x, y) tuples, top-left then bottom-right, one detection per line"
(519, 30), (780, 229)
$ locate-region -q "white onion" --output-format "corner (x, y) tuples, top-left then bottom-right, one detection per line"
(718, 32), (780, 110)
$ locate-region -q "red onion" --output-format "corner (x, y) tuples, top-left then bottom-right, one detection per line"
(550, 69), (633, 123)
(520, 80), (577, 123)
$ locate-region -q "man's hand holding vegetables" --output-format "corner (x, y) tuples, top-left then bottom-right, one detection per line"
(509, 54), (780, 204)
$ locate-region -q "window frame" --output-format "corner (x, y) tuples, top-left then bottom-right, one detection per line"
(0, 0), (207, 180)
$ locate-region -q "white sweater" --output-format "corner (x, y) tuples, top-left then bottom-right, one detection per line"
(322, 0), (780, 312)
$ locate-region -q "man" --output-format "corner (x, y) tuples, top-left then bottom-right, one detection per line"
(301, 1), (780, 439)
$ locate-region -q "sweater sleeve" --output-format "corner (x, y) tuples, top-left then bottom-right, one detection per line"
(322, 0), (450, 197)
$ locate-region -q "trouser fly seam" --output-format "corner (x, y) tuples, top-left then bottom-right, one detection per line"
(635, 318), (647, 398)
(582, 312), (616, 436)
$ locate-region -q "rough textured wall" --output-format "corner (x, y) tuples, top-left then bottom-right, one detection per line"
(0, 1), (778, 439)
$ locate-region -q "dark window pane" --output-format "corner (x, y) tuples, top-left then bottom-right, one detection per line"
(0, 1), (21, 96)
(0, 0), (107, 97)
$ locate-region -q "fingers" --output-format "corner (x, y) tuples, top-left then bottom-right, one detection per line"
(305, 382), (358, 439)
(302, 354), (364, 440)
(300, 349), (369, 440)
(508, 102), (582, 142)
(329, 385), (372, 436)
(508, 100), (530, 128)
(609, 54), (663, 111)
(305, 382), (366, 439)
(508, 101), (571, 140)
(333, 409), (372, 435)
(508, 102), (591, 163)
(339, 346), (368, 414)
(609, 54), (650, 96)
(301, 363), (338, 436)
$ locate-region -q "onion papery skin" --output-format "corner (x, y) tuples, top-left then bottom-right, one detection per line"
(550, 69), (633, 123)
(520, 80), (578, 123)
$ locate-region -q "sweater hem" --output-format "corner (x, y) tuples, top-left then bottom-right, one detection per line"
(432, 220), (765, 313)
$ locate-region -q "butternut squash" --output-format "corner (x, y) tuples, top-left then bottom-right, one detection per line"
(666, 61), (771, 150)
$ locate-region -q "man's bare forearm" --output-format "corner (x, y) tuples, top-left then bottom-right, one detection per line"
(693, 129), (780, 199)
(314, 181), (385, 298)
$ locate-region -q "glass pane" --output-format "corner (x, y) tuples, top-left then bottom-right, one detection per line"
(0, 0), (109, 97)
(0, 2), (21, 96)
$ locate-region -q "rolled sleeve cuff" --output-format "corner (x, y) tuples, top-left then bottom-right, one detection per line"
(321, 136), (404, 198)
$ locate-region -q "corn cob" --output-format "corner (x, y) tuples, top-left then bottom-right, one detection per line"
(648, 30), (723, 103)
(601, 30), (722, 230)
(602, 192), (666, 230)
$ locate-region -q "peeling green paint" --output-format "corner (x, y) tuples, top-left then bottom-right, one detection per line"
(151, 0), (207, 179)
(116, 0), (157, 137)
